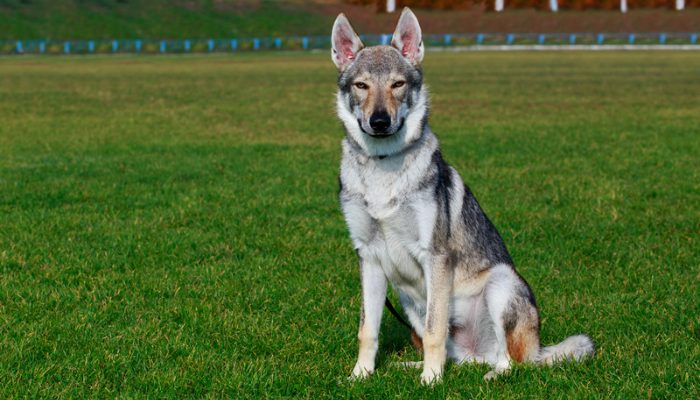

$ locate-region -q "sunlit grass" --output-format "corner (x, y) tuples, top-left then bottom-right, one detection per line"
(0, 51), (698, 398)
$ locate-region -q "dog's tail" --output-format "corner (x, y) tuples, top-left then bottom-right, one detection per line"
(535, 334), (595, 366)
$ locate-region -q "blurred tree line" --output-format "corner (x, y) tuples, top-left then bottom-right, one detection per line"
(0, 0), (128, 6)
(347, 0), (699, 10)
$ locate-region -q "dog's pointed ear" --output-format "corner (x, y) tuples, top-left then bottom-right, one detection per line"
(331, 13), (364, 71)
(390, 7), (424, 67)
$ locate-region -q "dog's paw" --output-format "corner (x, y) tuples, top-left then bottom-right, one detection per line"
(483, 371), (497, 381)
(420, 368), (442, 385)
(483, 366), (509, 381)
(348, 363), (374, 381)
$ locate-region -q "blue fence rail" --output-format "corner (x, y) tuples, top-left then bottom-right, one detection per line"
(2, 32), (698, 55)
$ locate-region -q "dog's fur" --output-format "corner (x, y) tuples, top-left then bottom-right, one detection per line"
(332, 8), (595, 384)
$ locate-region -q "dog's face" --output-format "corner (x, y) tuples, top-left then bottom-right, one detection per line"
(338, 47), (422, 138)
(332, 8), (428, 156)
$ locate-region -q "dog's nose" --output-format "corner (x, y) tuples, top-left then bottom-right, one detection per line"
(369, 112), (391, 133)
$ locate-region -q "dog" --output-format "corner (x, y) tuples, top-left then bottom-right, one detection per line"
(332, 8), (595, 385)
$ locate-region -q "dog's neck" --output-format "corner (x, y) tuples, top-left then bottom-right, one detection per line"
(346, 123), (430, 161)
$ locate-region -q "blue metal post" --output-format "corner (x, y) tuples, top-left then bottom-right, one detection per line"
(16, 41), (22, 53)
(692, 34), (697, 44)
(232, 39), (238, 51)
(40, 42), (45, 53)
(659, 33), (665, 44)
(113, 40), (118, 52)
(444, 35), (450, 45)
(254, 38), (259, 50)
(185, 40), (190, 51)
(89, 41), (95, 52)
(275, 38), (281, 49)
(507, 34), (514, 45)
(538, 34), (545, 45)
(208, 39), (214, 52)
(477, 34), (483, 45)
(597, 34), (604, 45)
(569, 34), (576, 44)
(302, 37), (308, 50)
(629, 34), (635, 44)
(65, 42), (70, 54)
(136, 40), (141, 52)
(160, 41), (165, 53)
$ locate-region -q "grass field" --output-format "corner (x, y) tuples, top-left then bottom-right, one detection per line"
(0, 51), (699, 398)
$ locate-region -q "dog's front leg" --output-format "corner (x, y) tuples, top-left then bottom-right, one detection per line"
(349, 252), (387, 380)
(421, 256), (453, 385)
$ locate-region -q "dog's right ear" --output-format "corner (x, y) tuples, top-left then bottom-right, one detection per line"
(331, 14), (364, 71)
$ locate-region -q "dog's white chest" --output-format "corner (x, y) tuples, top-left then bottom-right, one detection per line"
(365, 186), (401, 222)
(374, 204), (429, 299)
(358, 159), (407, 220)
(340, 137), (440, 302)
(344, 170), (435, 300)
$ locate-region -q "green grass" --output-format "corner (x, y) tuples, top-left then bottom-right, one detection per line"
(0, 51), (699, 398)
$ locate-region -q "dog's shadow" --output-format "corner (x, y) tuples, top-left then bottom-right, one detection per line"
(376, 306), (420, 366)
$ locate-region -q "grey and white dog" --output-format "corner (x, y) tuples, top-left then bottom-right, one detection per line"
(332, 8), (595, 385)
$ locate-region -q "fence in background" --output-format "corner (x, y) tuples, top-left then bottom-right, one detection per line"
(2, 32), (699, 55)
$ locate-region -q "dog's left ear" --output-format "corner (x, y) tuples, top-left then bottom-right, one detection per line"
(390, 7), (424, 67)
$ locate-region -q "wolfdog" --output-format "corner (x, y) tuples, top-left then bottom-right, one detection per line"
(332, 8), (595, 384)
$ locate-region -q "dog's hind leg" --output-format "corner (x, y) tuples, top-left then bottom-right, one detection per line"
(482, 265), (516, 380)
(482, 264), (541, 380)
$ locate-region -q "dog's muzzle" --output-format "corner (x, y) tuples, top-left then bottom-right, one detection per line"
(358, 115), (405, 138)
(369, 111), (391, 133)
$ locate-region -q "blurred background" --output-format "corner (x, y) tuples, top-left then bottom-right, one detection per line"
(0, 0), (698, 42)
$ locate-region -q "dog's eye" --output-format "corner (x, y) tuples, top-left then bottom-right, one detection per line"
(354, 82), (368, 89)
(392, 81), (406, 89)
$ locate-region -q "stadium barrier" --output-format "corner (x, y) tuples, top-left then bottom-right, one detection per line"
(1, 32), (698, 55)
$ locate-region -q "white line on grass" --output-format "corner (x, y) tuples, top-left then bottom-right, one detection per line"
(427, 44), (700, 52)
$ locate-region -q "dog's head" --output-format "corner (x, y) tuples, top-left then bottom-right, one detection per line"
(332, 8), (428, 157)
